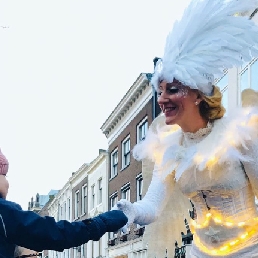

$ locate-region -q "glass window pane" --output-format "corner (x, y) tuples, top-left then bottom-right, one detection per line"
(216, 74), (228, 89)
(124, 139), (130, 153)
(222, 88), (228, 112)
(240, 70), (249, 91)
(251, 60), (258, 91)
(241, 60), (249, 70)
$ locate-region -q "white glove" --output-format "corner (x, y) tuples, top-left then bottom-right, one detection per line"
(112, 199), (136, 233)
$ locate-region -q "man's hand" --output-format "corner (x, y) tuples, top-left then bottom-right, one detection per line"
(98, 210), (128, 232)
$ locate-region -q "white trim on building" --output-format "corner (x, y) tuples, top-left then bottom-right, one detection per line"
(101, 73), (152, 145)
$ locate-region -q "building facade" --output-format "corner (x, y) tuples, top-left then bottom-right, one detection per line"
(47, 149), (108, 258)
(47, 180), (73, 258)
(101, 73), (160, 258)
(70, 150), (108, 258)
(28, 189), (59, 213)
(85, 149), (108, 258)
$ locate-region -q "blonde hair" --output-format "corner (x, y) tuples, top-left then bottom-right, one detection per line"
(199, 86), (226, 120)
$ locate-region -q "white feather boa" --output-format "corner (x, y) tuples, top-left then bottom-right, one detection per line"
(133, 107), (258, 181)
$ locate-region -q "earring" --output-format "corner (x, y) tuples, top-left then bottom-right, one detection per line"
(195, 101), (199, 105)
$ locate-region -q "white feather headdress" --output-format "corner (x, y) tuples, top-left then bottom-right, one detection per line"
(152, 0), (258, 95)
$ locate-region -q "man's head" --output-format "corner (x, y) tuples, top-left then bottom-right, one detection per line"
(0, 150), (9, 199)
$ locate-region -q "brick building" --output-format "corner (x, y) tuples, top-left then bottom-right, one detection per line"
(101, 72), (160, 258)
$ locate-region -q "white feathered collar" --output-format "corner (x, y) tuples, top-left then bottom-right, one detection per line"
(133, 107), (258, 181)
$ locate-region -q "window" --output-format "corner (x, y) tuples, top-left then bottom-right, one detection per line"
(63, 202), (66, 220)
(122, 136), (130, 168)
(74, 247), (77, 258)
(136, 174), (143, 201)
(133, 250), (148, 258)
(110, 192), (118, 209)
(91, 185), (95, 209)
(137, 117), (148, 142)
(238, 58), (258, 103)
(98, 178), (102, 204)
(99, 238), (102, 256)
(221, 86), (228, 114)
(59, 205), (63, 220)
(216, 73), (228, 89)
(216, 73), (228, 111)
(251, 60), (258, 91)
(109, 192), (118, 239)
(121, 183), (130, 201)
(67, 198), (71, 220)
(75, 191), (80, 219)
(240, 69), (248, 91)
(91, 240), (94, 258)
(110, 149), (118, 178)
(82, 185), (87, 215)
(80, 244), (85, 258)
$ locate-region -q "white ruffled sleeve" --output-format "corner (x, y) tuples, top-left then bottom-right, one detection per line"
(241, 139), (258, 197)
(240, 110), (258, 197)
(115, 165), (174, 227)
(132, 166), (172, 225)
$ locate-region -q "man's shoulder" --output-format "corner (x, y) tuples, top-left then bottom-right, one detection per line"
(0, 198), (22, 211)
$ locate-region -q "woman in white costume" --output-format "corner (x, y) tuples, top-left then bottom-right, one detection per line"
(114, 0), (258, 257)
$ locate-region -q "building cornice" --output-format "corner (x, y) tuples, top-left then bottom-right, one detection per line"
(87, 152), (107, 175)
(100, 73), (151, 137)
(48, 182), (70, 209)
(48, 152), (107, 209)
(70, 151), (107, 183)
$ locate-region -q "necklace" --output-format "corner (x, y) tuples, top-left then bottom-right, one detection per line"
(181, 121), (213, 147)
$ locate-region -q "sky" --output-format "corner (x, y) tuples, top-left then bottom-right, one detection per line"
(0, 0), (191, 209)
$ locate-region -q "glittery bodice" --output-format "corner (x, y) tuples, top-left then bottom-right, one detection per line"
(177, 123), (258, 257)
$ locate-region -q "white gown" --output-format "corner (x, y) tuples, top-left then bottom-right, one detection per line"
(130, 107), (258, 257)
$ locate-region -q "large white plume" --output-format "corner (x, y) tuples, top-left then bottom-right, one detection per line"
(152, 0), (258, 95)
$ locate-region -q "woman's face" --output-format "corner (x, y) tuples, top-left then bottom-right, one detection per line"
(157, 80), (200, 126)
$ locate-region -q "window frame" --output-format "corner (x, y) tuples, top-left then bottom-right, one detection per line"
(110, 148), (118, 179)
(74, 190), (80, 219)
(81, 184), (87, 215)
(98, 178), (102, 205)
(121, 135), (130, 169)
(121, 182), (130, 201)
(63, 201), (66, 220)
(136, 173), (143, 201)
(109, 192), (118, 210)
(91, 184), (95, 210)
(67, 198), (71, 220)
(215, 72), (229, 112)
(238, 57), (258, 102)
(109, 192), (118, 239)
(137, 117), (148, 143)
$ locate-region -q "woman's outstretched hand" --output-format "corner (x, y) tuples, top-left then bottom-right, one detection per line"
(112, 199), (136, 233)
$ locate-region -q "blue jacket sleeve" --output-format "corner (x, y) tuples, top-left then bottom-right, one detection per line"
(0, 198), (107, 252)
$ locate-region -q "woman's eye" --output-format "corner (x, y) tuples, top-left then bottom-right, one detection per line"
(157, 91), (162, 97)
(168, 87), (179, 94)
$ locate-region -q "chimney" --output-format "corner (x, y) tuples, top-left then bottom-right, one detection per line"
(99, 149), (106, 155)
